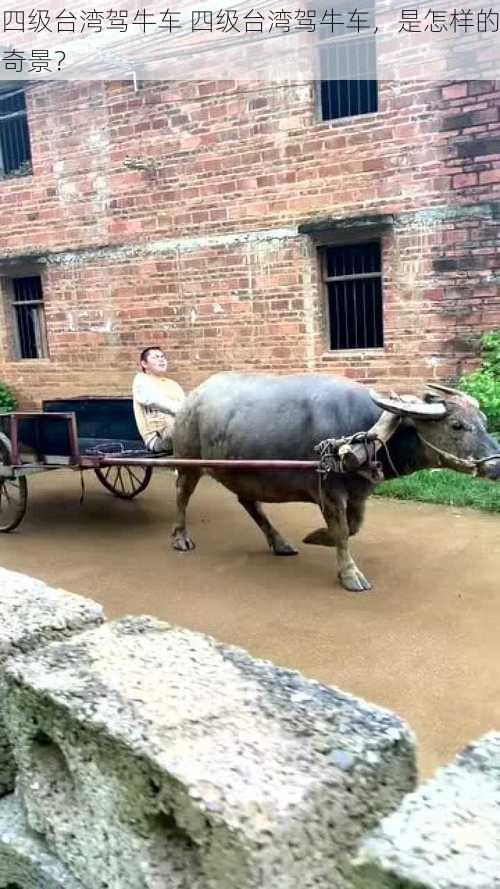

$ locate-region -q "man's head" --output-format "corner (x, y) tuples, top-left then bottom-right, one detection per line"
(140, 347), (168, 376)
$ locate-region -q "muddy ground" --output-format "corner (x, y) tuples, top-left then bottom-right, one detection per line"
(1, 468), (499, 779)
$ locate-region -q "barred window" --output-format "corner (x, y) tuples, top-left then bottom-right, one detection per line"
(318, 2), (378, 121)
(11, 275), (48, 359)
(322, 242), (383, 350)
(0, 85), (33, 179)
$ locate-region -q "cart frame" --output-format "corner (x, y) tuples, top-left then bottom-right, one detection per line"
(0, 409), (319, 533)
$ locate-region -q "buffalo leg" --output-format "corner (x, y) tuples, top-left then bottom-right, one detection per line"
(238, 498), (298, 556)
(304, 482), (370, 545)
(347, 495), (367, 537)
(172, 469), (201, 552)
(322, 497), (371, 592)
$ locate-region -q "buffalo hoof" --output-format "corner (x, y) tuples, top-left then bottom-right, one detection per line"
(172, 532), (196, 552)
(272, 539), (299, 556)
(338, 568), (372, 592)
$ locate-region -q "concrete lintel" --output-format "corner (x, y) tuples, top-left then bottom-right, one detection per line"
(298, 214), (394, 237)
(0, 227), (301, 269)
(299, 201), (500, 239)
(396, 200), (500, 229)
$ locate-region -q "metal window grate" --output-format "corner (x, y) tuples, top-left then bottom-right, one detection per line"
(324, 242), (383, 350)
(0, 87), (32, 178)
(319, 38), (378, 120)
(11, 276), (48, 359)
(317, 0), (378, 122)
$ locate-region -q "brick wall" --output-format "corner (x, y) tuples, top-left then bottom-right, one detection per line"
(0, 75), (499, 405)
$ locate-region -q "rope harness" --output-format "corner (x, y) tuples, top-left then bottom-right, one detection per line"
(315, 432), (391, 484)
(314, 428), (500, 508)
(415, 435), (500, 476)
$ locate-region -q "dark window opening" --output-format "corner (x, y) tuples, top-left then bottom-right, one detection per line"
(11, 275), (48, 359)
(0, 86), (32, 179)
(318, 3), (378, 121)
(323, 242), (383, 350)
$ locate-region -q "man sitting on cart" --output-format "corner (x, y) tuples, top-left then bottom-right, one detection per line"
(132, 346), (186, 453)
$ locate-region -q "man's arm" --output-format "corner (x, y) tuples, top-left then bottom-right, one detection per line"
(133, 375), (181, 416)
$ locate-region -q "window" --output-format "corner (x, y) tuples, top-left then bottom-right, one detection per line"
(318, 2), (378, 121)
(322, 242), (383, 350)
(10, 275), (48, 359)
(0, 85), (32, 179)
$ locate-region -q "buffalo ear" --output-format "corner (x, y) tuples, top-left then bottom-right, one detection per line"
(369, 389), (447, 420)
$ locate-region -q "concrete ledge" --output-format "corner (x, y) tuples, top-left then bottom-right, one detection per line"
(353, 731), (500, 889)
(0, 567), (104, 795)
(4, 616), (417, 889)
(0, 793), (83, 888)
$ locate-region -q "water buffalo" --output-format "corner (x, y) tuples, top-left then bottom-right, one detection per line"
(172, 373), (500, 591)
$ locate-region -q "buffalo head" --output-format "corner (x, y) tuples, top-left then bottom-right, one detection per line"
(370, 383), (500, 481)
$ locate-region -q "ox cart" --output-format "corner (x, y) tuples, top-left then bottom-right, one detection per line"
(2, 382), (496, 593)
(0, 396), (160, 532)
(0, 395), (336, 533)
(0, 394), (401, 534)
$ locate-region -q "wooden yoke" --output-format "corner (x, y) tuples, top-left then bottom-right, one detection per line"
(336, 411), (401, 473)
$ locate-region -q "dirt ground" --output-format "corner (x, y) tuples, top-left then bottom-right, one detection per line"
(1, 468), (499, 780)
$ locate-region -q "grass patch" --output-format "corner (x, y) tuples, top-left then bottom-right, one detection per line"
(374, 469), (500, 513)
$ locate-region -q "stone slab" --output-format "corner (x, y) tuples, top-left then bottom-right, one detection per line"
(353, 731), (500, 889)
(0, 567), (104, 795)
(0, 793), (83, 889)
(4, 616), (417, 889)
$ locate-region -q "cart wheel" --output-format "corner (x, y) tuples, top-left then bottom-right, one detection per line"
(94, 465), (153, 500)
(0, 433), (28, 532)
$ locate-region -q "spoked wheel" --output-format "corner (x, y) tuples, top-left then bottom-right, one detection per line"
(0, 433), (28, 532)
(94, 465), (153, 500)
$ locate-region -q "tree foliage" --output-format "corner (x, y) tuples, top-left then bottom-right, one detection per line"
(460, 331), (500, 433)
(0, 382), (16, 414)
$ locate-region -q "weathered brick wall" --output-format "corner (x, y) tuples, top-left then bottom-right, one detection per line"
(0, 76), (498, 404)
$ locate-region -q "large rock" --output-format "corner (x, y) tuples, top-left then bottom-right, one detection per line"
(0, 793), (84, 888)
(0, 567), (104, 794)
(353, 731), (500, 889)
(4, 616), (416, 889)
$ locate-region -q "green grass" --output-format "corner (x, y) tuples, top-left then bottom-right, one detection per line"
(374, 469), (500, 513)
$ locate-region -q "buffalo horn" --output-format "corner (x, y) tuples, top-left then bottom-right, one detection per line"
(426, 382), (480, 409)
(370, 389), (447, 420)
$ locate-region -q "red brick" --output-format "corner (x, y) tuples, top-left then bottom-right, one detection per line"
(479, 169), (500, 184)
(442, 83), (468, 100)
(0, 67), (498, 404)
(452, 173), (478, 188)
